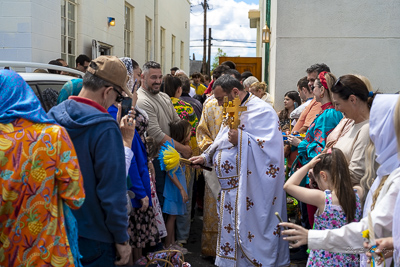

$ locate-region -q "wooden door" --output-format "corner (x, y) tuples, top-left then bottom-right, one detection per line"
(219, 57), (262, 81)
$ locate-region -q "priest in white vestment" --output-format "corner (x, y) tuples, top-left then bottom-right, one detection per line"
(191, 75), (290, 267)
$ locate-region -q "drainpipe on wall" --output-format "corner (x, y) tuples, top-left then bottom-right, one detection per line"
(154, 0), (158, 61)
(264, 0), (271, 84)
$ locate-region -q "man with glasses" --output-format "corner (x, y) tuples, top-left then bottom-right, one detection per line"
(76, 54), (91, 72)
(137, 61), (192, 207)
(48, 56), (134, 266)
(292, 63), (330, 135)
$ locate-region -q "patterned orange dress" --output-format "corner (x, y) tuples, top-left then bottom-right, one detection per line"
(0, 118), (85, 266)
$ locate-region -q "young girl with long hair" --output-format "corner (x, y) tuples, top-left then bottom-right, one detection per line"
(284, 148), (362, 266)
(162, 120), (192, 253)
(278, 90), (301, 132)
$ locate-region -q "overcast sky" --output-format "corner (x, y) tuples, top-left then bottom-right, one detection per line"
(190, 0), (259, 64)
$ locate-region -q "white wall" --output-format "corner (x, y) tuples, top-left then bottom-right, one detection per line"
(157, 0), (190, 73)
(0, 0), (190, 74)
(0, 0), (60, 62)
(78, 0), (125, 58)
(269, 0), (400, 111)
(125, 0), (190, 73)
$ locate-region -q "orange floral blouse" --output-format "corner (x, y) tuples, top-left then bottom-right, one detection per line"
(0, 118), (85, 266)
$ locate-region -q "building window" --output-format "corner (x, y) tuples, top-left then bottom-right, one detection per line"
(145, 17), (152, 62)
(124, 4), (133, 57)
(171, 35), (176, 68)
(160, 28), (166, 73)
(61, 0), (77, 66)
(180, 41), (184, 70)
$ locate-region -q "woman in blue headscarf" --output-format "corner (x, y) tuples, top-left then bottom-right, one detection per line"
(57, 78), (83, 104)
(0, 70), (85, 266)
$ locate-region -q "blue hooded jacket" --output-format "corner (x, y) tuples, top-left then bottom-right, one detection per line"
(108, 105), (152, 208)
(48, 99), (129, 244)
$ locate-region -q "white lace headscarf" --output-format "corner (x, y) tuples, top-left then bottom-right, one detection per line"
(119, 57), (135, 92)
(119, 57), (148, 120)
(363, 94), (400, 216)
(361, 94), (400, 267)
(393, 97), (400, 267)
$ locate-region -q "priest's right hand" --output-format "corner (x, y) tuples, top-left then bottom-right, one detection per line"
(280, 222), (309, 248)
(189, 156), (205, 169)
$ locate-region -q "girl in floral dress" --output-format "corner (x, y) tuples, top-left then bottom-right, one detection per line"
(284, 148), (362, 266)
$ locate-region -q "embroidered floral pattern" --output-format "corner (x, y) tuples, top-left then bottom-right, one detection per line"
(248, 231), (254, 242)
(227, 177), (238, 187)
(224, 202), (233, 214)
(266, 164), (280, 178)
(273, 224), (281, 237)
(221, 242), (234, 256)
(221, 160), (234, 174)
(224, 224), (233, 233)
(246, 197), (254, 211)
(256, 139), (265, 149)
(252, 259), (262, 267)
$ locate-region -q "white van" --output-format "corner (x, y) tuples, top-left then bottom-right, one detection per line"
(0, 61), (85, 111)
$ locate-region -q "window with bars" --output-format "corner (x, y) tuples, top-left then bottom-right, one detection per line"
(160, 27), (166, 73)
(124, 4), (133, 57)
(61, 0), (77, 66)
(145, 17), (152, 62)
(171, 35), (176, 68)
(180, 41), (184, 70)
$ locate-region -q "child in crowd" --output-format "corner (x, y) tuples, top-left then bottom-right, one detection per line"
(190, 72), (207, 96)
(284, 148), (362, 266)
(162, 120), (192, 252)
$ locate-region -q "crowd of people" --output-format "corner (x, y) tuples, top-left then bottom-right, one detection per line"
(0, 55), (399, 267)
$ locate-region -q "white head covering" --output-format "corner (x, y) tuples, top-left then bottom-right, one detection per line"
(119, 57), (135, 91)
(360, 94), (400, 267)
(363, 94), (400, 215)
(394, 192), (400, 267)
(393, 97), (400, 267)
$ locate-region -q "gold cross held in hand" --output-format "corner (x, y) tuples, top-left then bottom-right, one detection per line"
(225, 96), (247, 129)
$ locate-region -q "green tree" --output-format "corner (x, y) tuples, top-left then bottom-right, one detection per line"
(211, 48), (227, 71)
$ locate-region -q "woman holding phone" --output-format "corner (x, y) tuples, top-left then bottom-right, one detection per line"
(108, 58), (165, 265)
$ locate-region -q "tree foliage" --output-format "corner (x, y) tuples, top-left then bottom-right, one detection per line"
(211, 48), (240, 71)
(211, 48), (227, 71)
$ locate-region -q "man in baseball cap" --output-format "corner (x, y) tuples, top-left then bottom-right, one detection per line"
(87, 56), (133, 98)
(47, 55), (134, 266)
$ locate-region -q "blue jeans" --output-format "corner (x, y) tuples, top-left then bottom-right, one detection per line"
(176, 169), (195, 241)
(78, 237), (117, 267)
